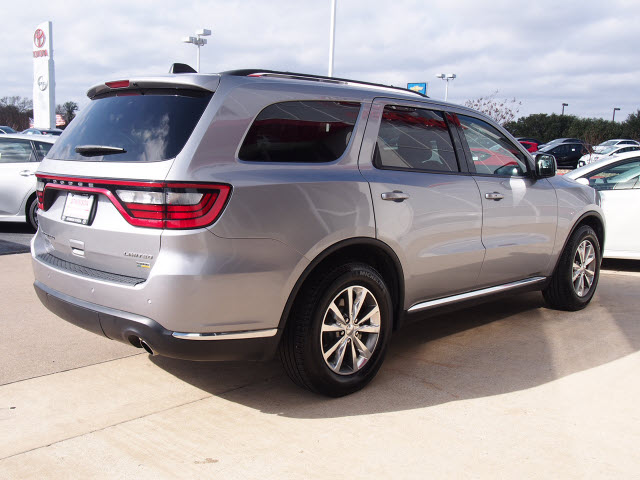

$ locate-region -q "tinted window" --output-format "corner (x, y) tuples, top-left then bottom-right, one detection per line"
(0, 138), (35, 163)
(48, 90), (212, 162)
(239, 101), (360, 163)
(35, 141), (53, 159)
(374, 106), (458, 172)
(584, 159), (640, 191)
(458, 115), (528, 176)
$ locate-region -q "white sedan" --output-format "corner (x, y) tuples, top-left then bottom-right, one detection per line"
(566, 151), (640, 259)
(578, 144), (640, 167)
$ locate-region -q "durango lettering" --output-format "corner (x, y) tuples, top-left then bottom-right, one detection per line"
(33, 50), (48, 58)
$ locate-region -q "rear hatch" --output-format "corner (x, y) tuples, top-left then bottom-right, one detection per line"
(35, 77), (220, 280)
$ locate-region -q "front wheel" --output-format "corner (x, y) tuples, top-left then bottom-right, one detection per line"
(279, 262), (393, 397)
(543, 224), (601, 311)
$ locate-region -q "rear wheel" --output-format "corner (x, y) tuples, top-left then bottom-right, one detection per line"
(279, 262), (392, 397)
(27, 196), (39, 230)
(543, 225), (600, 311)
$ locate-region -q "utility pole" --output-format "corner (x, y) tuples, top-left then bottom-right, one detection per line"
(561, 103), (568, 115)
(436, 73), (456, 102)
(182, 28), (211, 72)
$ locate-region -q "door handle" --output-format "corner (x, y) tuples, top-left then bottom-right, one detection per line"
(381, 191), (410, 202)
(485, 192), (505, 201)
(19, 170), (35, 177)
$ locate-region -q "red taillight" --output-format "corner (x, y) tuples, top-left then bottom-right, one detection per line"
(36, 175), (231, 230)
(105, 80), (130, 89)
(36, 178), (45, 209)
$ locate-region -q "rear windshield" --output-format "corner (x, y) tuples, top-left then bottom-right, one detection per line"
(47, 90), (212, 162)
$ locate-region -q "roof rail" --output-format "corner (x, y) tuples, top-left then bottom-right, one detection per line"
(220, 69), (429, 98)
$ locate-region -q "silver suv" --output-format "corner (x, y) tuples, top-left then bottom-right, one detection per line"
(32, 69), (604, 396)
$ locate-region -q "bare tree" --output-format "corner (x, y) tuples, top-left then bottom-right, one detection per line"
(464, 90), (521, 126)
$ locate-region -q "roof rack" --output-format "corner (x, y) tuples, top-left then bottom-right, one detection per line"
(220, 69), (429, 99)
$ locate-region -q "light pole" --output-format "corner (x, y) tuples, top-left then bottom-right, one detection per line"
(612, 107), (620, 122)
(561, 102), (568, 115)
(182, 28), (211, 72)
(328, 0), (337, 77)
(435, 73), (456, 101)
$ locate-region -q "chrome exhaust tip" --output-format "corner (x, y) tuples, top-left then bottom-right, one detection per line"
(139, 339), (155, 355)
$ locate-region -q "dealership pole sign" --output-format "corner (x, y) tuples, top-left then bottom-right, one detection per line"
(32, 21), (56, 129)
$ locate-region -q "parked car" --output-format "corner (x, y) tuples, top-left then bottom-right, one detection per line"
(31, 68), (604, 396)
(516, 137), (542, 145)
(22, 128), (63, 136)
(537, 141), (588, 169)
(0, 126), (18, 134)
(566, 152), (640, 259)
(535, 137), (583, 150)
(578, 144), (640, 167)
(518, 140), (539, 153)
(0, 134), (56, 229)
(592, 139), (640, 153)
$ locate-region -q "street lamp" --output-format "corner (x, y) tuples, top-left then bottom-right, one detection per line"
(182, 28), (211, 72)
(612, 107), (620, 122)
(435, 73), (456, 101)
(561, 103), (568, 115)
(436, 73), (456, 101)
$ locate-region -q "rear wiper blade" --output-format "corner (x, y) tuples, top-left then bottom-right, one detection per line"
(75, 145), (126, 157)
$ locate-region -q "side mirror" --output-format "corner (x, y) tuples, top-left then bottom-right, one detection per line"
(535, 153), (556, 178)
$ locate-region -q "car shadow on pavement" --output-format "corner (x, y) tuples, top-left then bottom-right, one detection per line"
(151, 271), (640, 418)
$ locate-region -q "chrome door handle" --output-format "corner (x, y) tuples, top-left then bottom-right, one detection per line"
(381, 191), (410, 202)
(19, 170), (35, 176)
(485, 192), (505, 200)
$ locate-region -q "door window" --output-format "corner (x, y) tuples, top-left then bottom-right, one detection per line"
(457, 115), (528, 176)
(583, 159), (640, 190)
(373, 105), (459, 172)
(0, 138), (36, 163)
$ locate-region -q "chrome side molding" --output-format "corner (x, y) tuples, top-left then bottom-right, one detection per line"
(172, 328), (278, 341)
(408, 276), (546, 313)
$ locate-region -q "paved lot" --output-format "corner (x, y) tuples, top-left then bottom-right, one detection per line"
(0, 223), (33, 256)
(1, 253), (639, 479)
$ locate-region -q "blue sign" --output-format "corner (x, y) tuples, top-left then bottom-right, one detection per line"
(407, 82), (427, 95)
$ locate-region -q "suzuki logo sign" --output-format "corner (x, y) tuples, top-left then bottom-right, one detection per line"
(34, 28), (46, 48)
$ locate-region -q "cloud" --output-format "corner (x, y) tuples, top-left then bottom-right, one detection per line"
(1, 0), (638, 120)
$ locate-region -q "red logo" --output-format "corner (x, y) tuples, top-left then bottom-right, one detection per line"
(34, 29), (46, 49)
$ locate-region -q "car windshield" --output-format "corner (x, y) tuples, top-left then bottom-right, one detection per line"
(600, 140), (616, 146)
(47, 89), (212, 162)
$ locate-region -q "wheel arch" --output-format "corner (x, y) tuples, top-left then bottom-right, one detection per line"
(278, 237), (405, 332)
(552, 211), (605, 274)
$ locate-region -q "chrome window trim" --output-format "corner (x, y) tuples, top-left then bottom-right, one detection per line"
(408, 277), (546, 313)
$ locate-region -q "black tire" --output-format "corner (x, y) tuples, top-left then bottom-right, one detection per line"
(27, 196), (39, 231)
(543, 225), (600, 311)
(279, 262), (393, 397)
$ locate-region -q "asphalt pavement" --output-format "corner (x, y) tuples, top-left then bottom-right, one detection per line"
(1, 252), (639, 478)
(0, 223), (33, 255)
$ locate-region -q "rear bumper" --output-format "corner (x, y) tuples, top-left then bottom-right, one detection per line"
(34, 281), (281, 361)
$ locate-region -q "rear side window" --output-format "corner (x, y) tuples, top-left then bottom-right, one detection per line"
(238, 101), (361, 163)
(35, 141), (53, 159)
(374, 105), (459, 173)
(0, 138), (36, 163)
(47, 90), (212, 162)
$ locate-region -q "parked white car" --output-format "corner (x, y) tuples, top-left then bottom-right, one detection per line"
(592, 139), (639, 154)
(578, 144), (640, 167)
(0, 134), (56, 229)
(567, 152), (640, 259)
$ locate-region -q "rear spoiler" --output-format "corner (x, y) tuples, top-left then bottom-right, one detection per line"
(86, 75), (219, 99)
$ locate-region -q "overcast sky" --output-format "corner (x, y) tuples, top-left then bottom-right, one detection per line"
(2, 0), (639, 120)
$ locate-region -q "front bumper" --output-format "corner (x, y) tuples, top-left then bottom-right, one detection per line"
(34, 281), (281, 361)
